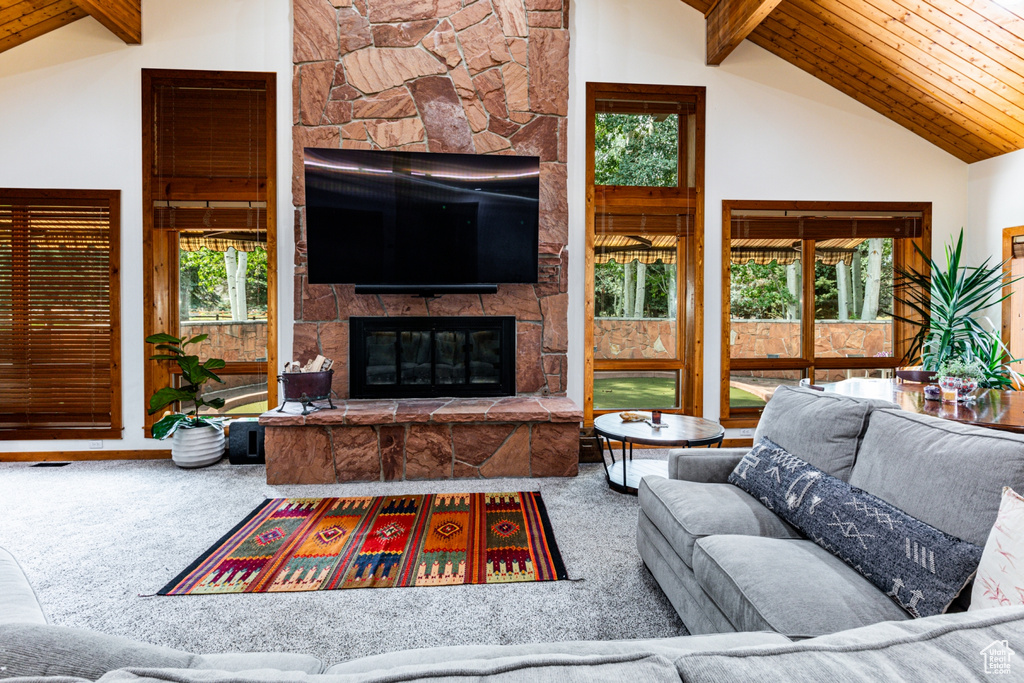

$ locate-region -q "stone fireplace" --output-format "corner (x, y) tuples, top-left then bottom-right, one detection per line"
(261, 0), (577, 484)
(290, 0), (570, 399)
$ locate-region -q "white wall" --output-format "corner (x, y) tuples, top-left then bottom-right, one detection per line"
(566, 0), (970, 425)
(0, 0), (293, 454)
(968, 147), (1024, 332)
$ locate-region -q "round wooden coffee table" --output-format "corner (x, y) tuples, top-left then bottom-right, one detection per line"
(593, 412), (725, 494)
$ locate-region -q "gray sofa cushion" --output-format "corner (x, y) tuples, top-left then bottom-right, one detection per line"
(639, 476), (800, 568)
(674, 605), (1024, 681)
(692, 536), (908, 638)
(638, 510), (740, 635)
(850, 408), (1024, 547)
(325, 631), (790, 675)
(93, 653), (684, 682)
(0, 624), (323, 679)
(753, 386), (896, 481)
(729, 438), (982, 618)
(0, 547), (47, 626)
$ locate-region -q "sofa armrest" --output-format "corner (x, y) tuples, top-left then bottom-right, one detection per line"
(0, 547), (47, 626)
(668, 448), (749, 483)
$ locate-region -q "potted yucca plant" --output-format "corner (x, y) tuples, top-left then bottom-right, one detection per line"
(895, 229), (1021, 390)
(147, 332), (227, 468)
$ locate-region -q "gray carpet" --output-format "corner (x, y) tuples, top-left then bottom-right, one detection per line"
(0, 458), (686, 664)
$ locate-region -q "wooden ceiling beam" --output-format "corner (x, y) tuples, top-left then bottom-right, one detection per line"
(0, 0), (84, 54)
(757, 13), (997, 160)
(706, 0), (784, 65)
(70, 0), (139, 44)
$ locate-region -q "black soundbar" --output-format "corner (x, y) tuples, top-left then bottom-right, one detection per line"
(353, 284), (500, 297)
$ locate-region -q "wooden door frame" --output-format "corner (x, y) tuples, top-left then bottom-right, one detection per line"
(584, 82), (706, 427)
(141, 68), (278, 436)
(1002, 225), (1024, 349)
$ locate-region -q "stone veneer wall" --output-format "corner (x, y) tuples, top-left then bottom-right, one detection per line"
(730, 320), (893, 359)
(180, 321), (268, 362)
(291, 0), (570, 399)
(593, 318), (676, 360)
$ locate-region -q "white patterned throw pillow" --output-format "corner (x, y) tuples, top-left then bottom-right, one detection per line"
(971, 486), (1024, 609)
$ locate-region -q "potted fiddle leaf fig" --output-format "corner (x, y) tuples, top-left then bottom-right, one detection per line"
(147, 332), (228, 468)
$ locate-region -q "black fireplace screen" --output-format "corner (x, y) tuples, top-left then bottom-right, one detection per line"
(350, 317), (515, 398)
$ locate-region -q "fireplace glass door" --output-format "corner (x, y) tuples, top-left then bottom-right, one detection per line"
(351, 317), (515, 398)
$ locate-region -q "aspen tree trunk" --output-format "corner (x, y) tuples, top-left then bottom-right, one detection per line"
(235, 250), (248, 320)
(634, 261), (647, 317)
(224, 247), (240, 320)
(852, 250), (863, 317)
(861, 238), (883, 320)
(668, 266), (677, 319)
(624, 261), (635, 318)
(836, 261), (850, 320)
(786, 263), (800, 320)
(180, 269), (192, 321)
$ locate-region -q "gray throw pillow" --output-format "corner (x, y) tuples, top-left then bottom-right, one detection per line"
(728, 438), (982, 618)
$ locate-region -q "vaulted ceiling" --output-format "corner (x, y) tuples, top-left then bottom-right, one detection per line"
(689, 0), (1024, 163)
(0, 0), (140, 54)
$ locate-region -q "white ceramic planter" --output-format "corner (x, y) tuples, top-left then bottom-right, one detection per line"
(171, 424), (225, 468)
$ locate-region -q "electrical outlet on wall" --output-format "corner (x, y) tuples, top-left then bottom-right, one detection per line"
(739, 428), (753, 437)
(88, 440), (103, 449)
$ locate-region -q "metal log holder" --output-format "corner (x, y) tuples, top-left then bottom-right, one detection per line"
(277, 370), (335, 416)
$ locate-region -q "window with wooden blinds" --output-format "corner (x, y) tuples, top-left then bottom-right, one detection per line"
(0, 189), (121, 439)
(142, 69), (277, 435)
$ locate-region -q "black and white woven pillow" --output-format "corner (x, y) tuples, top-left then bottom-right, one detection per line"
(728, 437), (982, 618)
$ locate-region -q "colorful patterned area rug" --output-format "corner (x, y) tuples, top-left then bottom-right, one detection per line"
(159, 492), (567, 594)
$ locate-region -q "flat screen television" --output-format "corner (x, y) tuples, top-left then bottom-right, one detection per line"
(304, 148), (540, 293)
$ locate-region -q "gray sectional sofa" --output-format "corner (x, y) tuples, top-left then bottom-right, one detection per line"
(638, 385), (1024, 637)
(3, 540), (1024, 681)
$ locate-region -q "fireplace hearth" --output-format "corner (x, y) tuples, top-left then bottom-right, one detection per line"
(350, 317), (516, 398)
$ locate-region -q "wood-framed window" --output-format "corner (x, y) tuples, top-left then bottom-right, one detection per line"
(0, 189), (121, 439)
(584, 83), (706, 425)
(721, 201), (931, 428)
(142, 70), (277, 434)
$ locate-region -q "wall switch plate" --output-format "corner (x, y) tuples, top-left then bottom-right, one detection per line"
(739, 428), (754, 437)
(88, 440), (103, 449)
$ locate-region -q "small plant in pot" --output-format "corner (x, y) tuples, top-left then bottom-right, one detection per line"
(937, 357), (985, 403)
(147, 332), (228, 468)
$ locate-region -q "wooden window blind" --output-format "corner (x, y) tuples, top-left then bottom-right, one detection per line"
(0, 190), (121, 438)
(151, 82), (267, 202)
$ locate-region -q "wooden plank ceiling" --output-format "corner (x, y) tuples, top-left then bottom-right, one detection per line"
(686, 0), (1024, 163)
(0, 0), (140, 54)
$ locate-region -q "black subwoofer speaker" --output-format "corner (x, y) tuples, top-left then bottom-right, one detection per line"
(228, 419), (265, 465)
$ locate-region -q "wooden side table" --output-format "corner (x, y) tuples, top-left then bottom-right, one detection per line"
(593, 413), (725, 494)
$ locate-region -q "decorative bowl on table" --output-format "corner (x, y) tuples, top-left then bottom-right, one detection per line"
(957, 379), (979, 402)
(938, 376), (979, 403)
